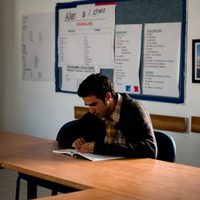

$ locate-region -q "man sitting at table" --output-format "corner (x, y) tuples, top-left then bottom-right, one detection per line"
(57, 73), (157, 158)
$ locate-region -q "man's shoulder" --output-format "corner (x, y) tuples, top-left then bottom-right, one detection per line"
(121, 93), (137, 104)
(121, 93), (146, 110)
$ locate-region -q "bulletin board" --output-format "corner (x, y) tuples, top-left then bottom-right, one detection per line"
(55, 0), (186, 103)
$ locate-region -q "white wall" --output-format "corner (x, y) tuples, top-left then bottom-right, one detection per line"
(1, 0), (200, 167)
(0, 0), (6, 129)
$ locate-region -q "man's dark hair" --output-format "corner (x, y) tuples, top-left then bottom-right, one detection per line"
(77, 73), (117, 101)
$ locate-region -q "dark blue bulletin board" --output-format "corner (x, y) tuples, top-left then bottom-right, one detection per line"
(55, 0), (186, 103)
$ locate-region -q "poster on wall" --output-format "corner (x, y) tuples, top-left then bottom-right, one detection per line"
(142, 22), (181, 97)
(57, 2), (116, 92)
(114, 24), (142, 94)
(22, 12), (55, 81)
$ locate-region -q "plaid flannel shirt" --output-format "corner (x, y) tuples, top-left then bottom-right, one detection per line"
(104, 94), (126, 145)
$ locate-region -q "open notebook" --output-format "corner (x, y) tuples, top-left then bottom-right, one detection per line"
(53, 149), (124, 161)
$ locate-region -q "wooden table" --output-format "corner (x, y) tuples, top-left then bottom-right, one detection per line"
(1, 131), (200, 200)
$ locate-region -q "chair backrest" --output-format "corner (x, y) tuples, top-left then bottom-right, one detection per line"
(56, 120), (79, 148)
(154, 131), (176, 162)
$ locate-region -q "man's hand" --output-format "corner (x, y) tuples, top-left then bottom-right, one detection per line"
(72, 138), (95, 153)
(78, 142), (95, 153)
(72, 137), (86, 150)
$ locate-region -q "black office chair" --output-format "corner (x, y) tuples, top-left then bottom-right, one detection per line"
(15, 120), (79, 200)
(56, 119), (79, 148)
(154, 131), (176, 162)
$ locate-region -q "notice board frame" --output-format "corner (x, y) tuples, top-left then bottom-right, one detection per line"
(55, 0), (186, 104)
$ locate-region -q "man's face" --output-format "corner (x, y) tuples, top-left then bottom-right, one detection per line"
(83, 95), (109, 118)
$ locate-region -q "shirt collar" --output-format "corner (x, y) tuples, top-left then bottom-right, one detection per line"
(109, 93), (122, 124)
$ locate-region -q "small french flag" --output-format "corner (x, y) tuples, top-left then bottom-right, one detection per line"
(133, 86), (139, 92)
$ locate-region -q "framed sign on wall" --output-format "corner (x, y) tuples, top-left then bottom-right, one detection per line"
(192, 39), (200, 83)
